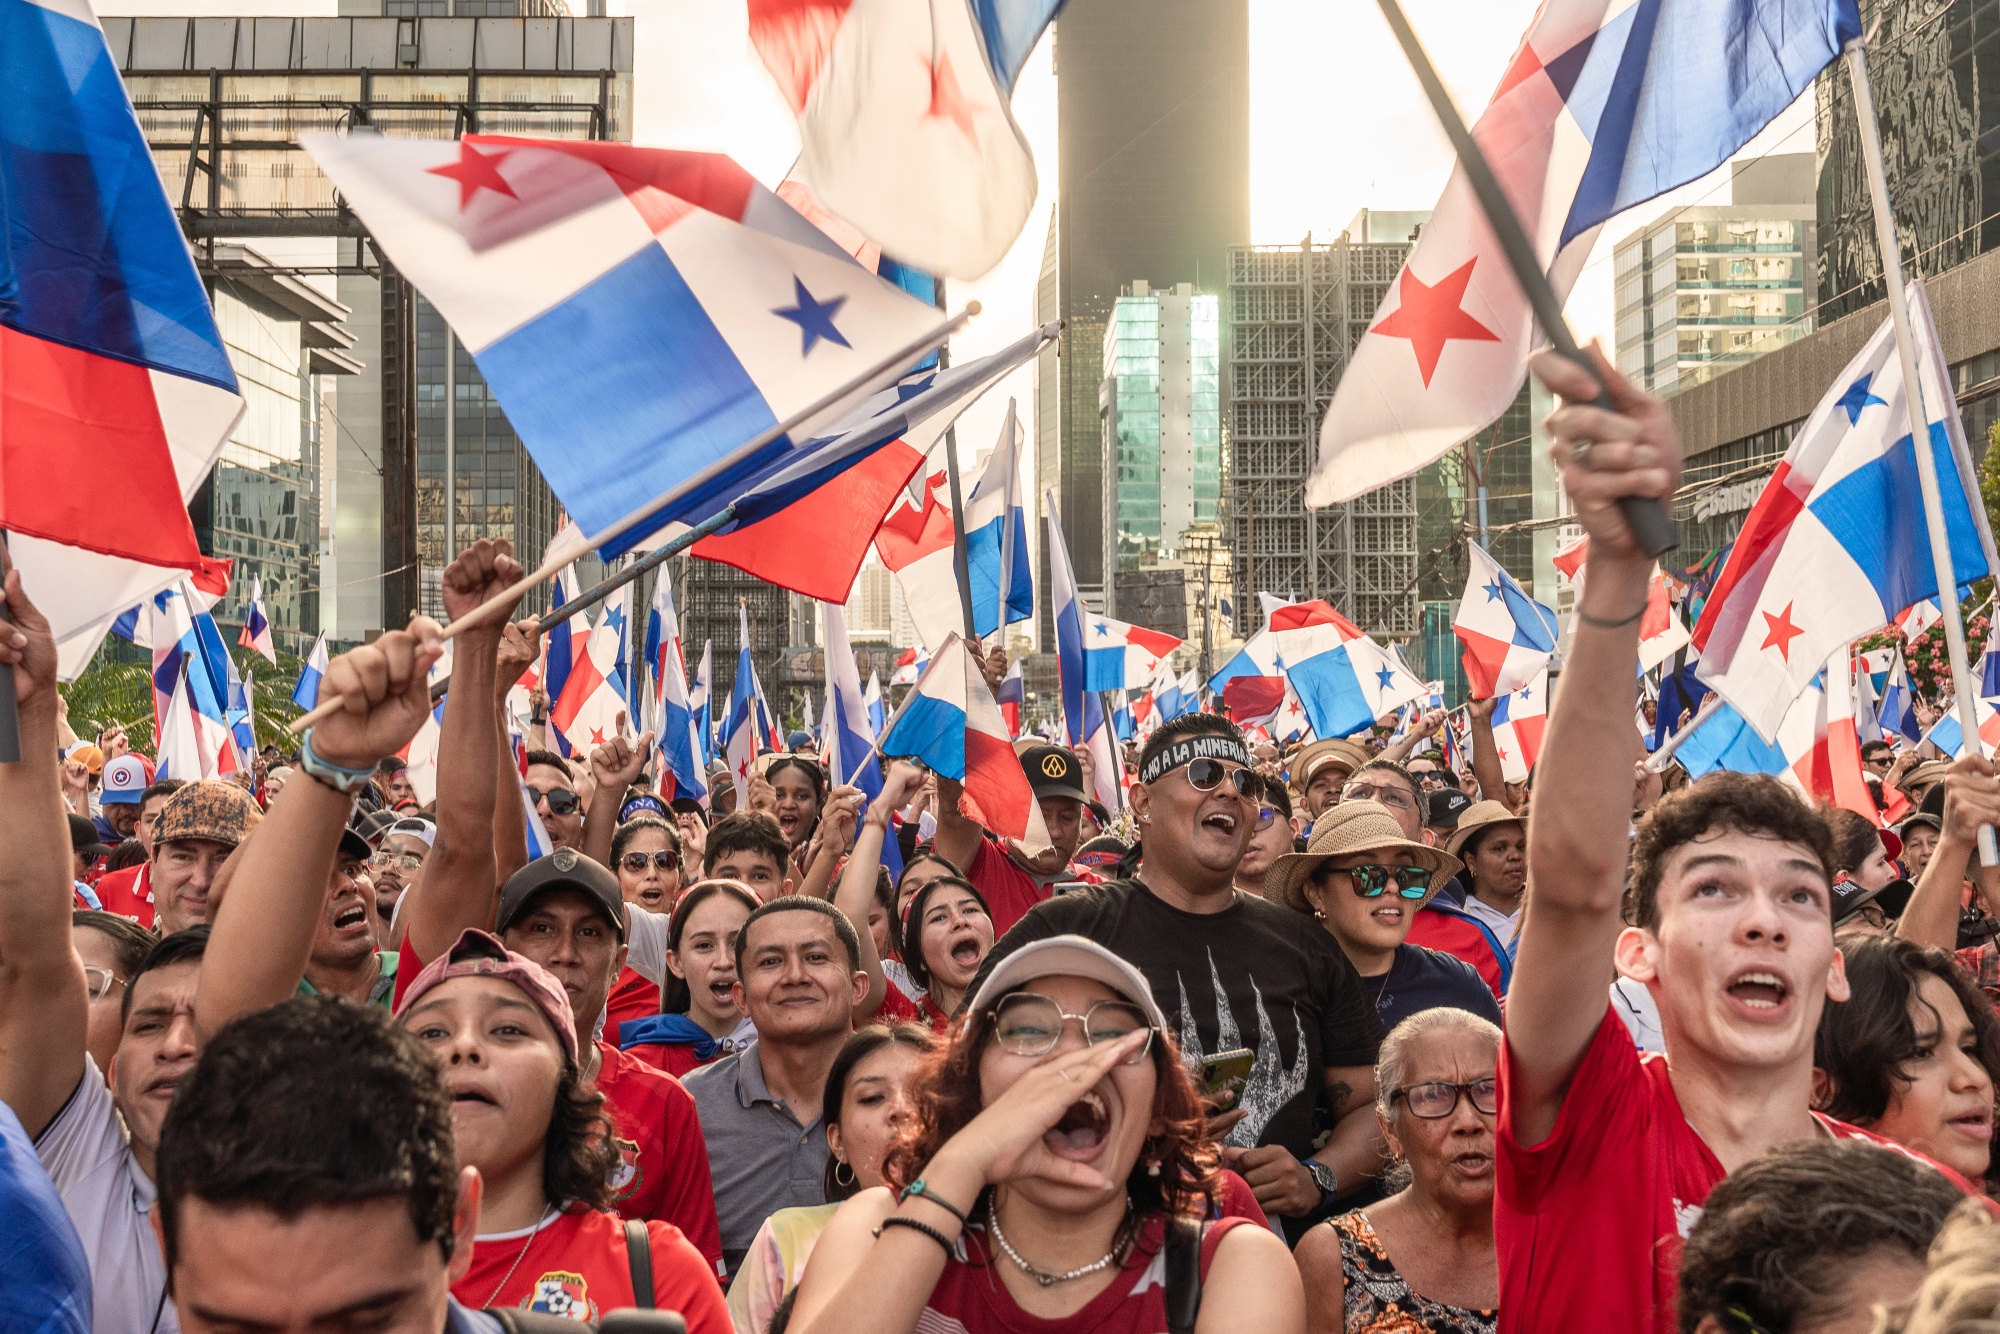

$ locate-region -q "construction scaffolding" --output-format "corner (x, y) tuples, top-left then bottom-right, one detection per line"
(1224, 229), (1419, 639)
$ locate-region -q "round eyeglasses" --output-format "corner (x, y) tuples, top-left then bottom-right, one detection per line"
(1184, 758), (1257, 799)
(990, 994), (1155, 1064)
(1392, 1078), (1498, 1119)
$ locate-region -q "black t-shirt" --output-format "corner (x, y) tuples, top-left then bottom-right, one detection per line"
(970, 878), (1384, 1161)
(1363, 943), (1504, 1032)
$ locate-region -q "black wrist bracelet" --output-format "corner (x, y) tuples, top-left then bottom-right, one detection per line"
(899, 1177), (972, 1227)
(1576, 603), (1648, 629)
(874, 1215), (955, 1255)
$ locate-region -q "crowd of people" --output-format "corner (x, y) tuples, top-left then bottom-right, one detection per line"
(11, 349), (2000, 1334)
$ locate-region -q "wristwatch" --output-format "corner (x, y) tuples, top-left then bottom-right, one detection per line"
(1305, 1159), (1338, 1204)
(297, 728), (375, 796)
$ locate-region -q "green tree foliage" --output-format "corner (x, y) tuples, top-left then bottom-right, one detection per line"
(61, 644), (308, 759)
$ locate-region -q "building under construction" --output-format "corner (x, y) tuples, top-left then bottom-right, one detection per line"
(1223, 213), (1426, 640)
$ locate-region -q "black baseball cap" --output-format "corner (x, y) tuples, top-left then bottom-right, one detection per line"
(494, 849), (628, 942)
(1830, 876), (1883, 926)
(337, 819), (374, 862)
(1019, 745), (1086, 802)
(1425, 787), (1473, 830)
(67, 813), (108, 862)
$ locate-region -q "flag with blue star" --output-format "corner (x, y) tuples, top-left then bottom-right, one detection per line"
(1453, 542), (1558, 699)
(1263, 598), (1428, 739)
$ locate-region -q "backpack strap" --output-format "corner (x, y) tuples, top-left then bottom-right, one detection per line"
(624, 1218), (656, 1309)
(486, 1310), (596, 1334)
(1163, 1215), (1203, 1334)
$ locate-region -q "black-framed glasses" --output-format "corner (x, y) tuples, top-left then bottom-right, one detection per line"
(1393, 1078), (1498, 1118)
(1184, 758), (1257, 799)
(1341, 781), (1415, 811)
(1333, 863), (1432, 899)
(620, 850), (680, 873)
(82, 966), (125, 1001)
(528, 787), (581, 816)
(990, 994), (1154, 1064)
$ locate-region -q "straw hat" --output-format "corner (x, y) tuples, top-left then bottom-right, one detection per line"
(1897, 760), (1951, 800)
(1444, 800), (1526, 861)
(1293, 738), (1371, 791)
(1264, 800), (1463, 916)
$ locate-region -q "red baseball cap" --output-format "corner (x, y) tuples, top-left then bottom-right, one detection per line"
(394, 928), (578, 1065)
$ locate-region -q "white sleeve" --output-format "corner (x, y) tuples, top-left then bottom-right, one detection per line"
(34, 1059), (127, 1198)
(628, 905), (670, 985)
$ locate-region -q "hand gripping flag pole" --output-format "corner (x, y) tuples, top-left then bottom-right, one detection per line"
(1846, 39), (1997, 866)
(292, 305), (977, 734)
(1374, 0), (1676, 559)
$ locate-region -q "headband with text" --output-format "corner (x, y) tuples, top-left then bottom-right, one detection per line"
(1139, 732), (1253, 785)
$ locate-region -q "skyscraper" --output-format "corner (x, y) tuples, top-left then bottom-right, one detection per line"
(1038, 0), (1250, 640)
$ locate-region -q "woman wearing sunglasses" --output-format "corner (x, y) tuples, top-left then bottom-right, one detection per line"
(1268, 803), (1501, 1032)
(789, 935), (1304, 1334)
(1294, 1008), (1503, 1333)
(601, 815), (686, 1029)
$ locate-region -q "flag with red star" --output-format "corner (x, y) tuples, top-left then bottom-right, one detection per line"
(551, 585), (633, 758)
(1691, 282), (1996, 739)
(747, 0), (1063, 278)
(1308, 0), (1856, 507)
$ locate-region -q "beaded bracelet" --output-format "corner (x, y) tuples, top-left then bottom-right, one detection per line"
(874, 1215), (954, 1256)
(898, 1177), (972, 1227)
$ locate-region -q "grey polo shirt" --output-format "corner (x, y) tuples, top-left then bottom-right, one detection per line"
(681, 1038), (828, 1274)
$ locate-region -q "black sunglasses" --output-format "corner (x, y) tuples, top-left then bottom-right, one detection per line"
(1183, 758), (1258, 799)
(527, 787), (581, 816)
(1330, 863), (1432, 898)
(619, 850), (679, 873)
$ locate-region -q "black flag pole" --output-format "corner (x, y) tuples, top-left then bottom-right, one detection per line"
(1375, 0), (1677, 558)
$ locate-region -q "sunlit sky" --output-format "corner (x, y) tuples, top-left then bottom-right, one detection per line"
(109, 0), (1819, 516)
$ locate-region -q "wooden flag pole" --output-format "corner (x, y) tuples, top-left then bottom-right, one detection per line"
(291, 306), (976, 735)
(1374, 0), (1676, 558)
(1846, 40), (1997, 866)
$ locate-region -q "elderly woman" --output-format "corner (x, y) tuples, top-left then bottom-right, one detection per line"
(1294, 1008), (1501, 1333)
(1267, 802), (1499, 1031)
(790, 935), (1304, 1334)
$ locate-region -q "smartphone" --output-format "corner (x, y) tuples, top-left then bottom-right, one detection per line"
(599, 1315), (687, 1334)
(1051, 880), (1093, 895)
(1199, 1047), (1256, 1110)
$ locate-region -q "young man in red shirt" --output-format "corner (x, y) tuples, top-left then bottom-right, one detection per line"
(1503, 347), (1977, 1334)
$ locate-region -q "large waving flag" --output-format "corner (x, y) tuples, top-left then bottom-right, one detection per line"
(539, 526), (593, 756)
(1692, 282), (1997, 737)
(1270, 600), (1428, 739)
(964, 400), (1034, 637)
(238, 576), (277, 665)
(1082, 614), (1184, 693)
(1207, 592), (1290, 693)
(1679, 653), (1876, 816)
(875, 467), (962, 652)
(304, 134), (947, 561)
(552, 589), (631, 754)
(880, 634), (1051, 850)
(645, 574), (707, 807)
(1309, 0), (1858, 505)
(749, 0), (1065, 279)
(1454, 544), (1556, 698)
(3, 0), (246, 666)
(691, 325), (1055, 603)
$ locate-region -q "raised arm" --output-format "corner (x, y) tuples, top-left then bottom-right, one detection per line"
(930, 645), (1009, 870)
(0, 574), (91, 1136)
(198, 622), (442, 1038)
(406, 542), (519, 962)
(1509, 345), (1682, 1147)
(1894, 757), (2000, 951)
(582, 717), (653, 869)
(1466, 696), (1508, 809)
(835, 772), (920, 1020)
(1378, 709), (1443, 767)
(490, 619), (539, 888)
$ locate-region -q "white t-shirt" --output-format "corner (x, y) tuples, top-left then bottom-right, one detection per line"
(628, 905), (670, 984)
(1611, 976), (1666, 1053)
(1459, 891), (1522, 948)
(35, 1059), (176, 1334)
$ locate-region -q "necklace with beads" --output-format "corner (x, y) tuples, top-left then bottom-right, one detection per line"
(986, 1197), (1132, 1288)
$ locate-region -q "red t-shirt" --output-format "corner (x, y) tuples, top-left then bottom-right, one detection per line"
(594, 1041), (724, 1277)
(964, 839), (1102, 938)
(625, 1040), (718, 1080)
(873, 979), (953, 1031)
(91, 863), (155, 929)
(605, 966), (660, 1031)
(453, 1206), (729, 1330)
(920, 1215), (1249, 1332)
(1497, 1004), (1977, 1334)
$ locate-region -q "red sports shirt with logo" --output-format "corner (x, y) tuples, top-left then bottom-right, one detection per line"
(1497, 1004), (1979, 1334)
(593, 1040), (724, 1277)
(453, 1206), (729, 1329)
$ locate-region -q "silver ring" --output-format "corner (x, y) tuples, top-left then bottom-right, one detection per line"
(1572, 437), (1595, 469)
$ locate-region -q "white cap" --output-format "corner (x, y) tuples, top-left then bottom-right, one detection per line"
(102, 755), (149, 804)
(966, 935), (1169, 1033)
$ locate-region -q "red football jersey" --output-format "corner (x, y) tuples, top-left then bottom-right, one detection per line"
(605, 966), (659, 1031)
(454, 1206), (729, 1330)
(594, 1041), (724, 1277)
(91, 863), (155, 929)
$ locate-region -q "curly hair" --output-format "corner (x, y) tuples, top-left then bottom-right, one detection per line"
(1887, 1199), (2000, 1334)
(884, 988), (1218, 1224)
(1815, 936), (2000, 1126)
(1676, 1138), (1962, 1334)
(1625, 772), (1835, 930)
(548, 1062), (622, 1213)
